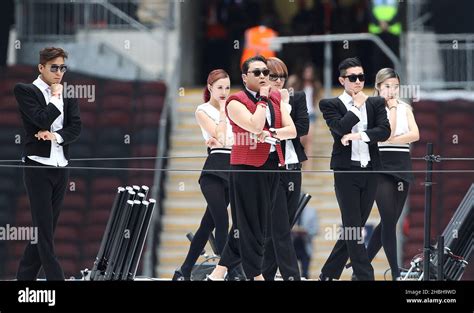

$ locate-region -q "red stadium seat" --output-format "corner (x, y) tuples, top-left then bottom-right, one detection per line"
(0, 95), (18, 111)
(85, 209), (111, 226)
(0, 112), (21, 127)
(101, 95), (133, 112)
(136, 95), (165, 112)
(97, 111), (131, 127)
(55, 242), (81, 259)
(442, 112), (474, 129)
(79, 111), (97, 129)
(57, 210), (84, 226)
(102, 81), (134, 97)
(133, 112), (161, 128)
(90, 193), (116, 211)
(413, 112), (438, 129)
(91, 177), (124, 194)
(138, 81), (167, 96)
(412, 101), (439, 113)
(55, 226), (81, 243)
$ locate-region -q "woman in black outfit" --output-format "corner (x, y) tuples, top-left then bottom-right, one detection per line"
(262, 57), (309, 281)
(173, 69), (233, 280)
(366, 68), (420, 280)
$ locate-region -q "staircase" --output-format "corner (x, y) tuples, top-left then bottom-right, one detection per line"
(158, 88), (390, 280)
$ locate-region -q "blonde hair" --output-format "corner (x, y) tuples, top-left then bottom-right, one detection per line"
(374, 68), (400, 96)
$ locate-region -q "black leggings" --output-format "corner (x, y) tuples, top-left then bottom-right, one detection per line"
(180, 174), (230, 277)
(366, 174), (409, 279)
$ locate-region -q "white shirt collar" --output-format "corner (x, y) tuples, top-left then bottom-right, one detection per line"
(338, 90), (353, 106)
(245, 87), (258, 98)
(33, 75), (50, 92)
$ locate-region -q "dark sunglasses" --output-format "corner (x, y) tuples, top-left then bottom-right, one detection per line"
(247, 69), (270, 77)
(343, 74), (365, 82)
(49, 64), (68, 73)
(269, 74), (287, 82)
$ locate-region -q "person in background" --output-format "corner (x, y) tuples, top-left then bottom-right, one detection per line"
(287, 62), (322, 169)
(292, 206), (319, 279)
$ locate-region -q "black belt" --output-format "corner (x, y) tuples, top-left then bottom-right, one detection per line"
(350, 161), (372, 168)
(280, 163), (302, 170)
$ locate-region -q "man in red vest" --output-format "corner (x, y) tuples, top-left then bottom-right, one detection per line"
(207, 55), (296, 281)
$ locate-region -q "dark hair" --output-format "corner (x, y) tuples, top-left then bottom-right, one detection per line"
(39, 47), (68, 65)
(203, 69), (229, 102)
(338, 57), (362, 77)
(241, 55), (267, 74)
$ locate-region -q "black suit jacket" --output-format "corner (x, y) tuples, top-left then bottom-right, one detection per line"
(14, 83), (82, 161)
(319, 95), (390, 170)
(281, 91), (309, 163)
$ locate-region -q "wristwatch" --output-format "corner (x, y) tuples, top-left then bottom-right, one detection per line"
(269, 128), (277, 137)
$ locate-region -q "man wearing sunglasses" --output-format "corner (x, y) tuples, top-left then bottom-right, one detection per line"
(318, 57), (390, 281)
(208, 55), (296, 281)
(13, 47), (81, 280)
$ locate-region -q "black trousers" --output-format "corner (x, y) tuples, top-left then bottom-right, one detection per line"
(17, 158), (69, 281)
(219, 153), (280, 278)
(321, 166), (378, 281)
(366, 174), (409, 279)
(262, 170), (301, 281)
(180, 174), (230, 277)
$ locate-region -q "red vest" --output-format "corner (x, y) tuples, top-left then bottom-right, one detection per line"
(225, 90), (285, 167)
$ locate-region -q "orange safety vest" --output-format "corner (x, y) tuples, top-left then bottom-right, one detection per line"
(240, 26), (278, 67)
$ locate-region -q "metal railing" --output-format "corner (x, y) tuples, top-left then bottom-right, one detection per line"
(270, 33), (402, 98)
(15, 0), (174, 42)
(407, 33), (474, 90)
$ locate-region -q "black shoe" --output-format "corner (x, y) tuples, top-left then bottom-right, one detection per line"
(172, 268), (190, 281)
(318, 273), (334, 281)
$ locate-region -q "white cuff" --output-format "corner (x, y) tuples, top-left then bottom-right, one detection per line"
(360, 132), (370, 142)
(53, 132), (64, 144)
(349, 106), (361, 120)
(49, 96), (62, 110)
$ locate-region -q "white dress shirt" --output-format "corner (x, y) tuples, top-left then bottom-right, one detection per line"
(246, 87), (275, 152)
(338, 91), (371, 167)
(281, 101), (299, 164)
(28, 76), (68, 167)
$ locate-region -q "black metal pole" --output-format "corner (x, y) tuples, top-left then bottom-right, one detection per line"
(90, 187), (125, 280)
(437, 235), (444, 281)
(423, 143), (434, 281)
(129, 199), (156, 280)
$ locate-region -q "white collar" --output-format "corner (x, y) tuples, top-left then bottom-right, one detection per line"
(33, 75), (50, 92)
(338, 90), (353, 106)
(245, 87), (258, 98)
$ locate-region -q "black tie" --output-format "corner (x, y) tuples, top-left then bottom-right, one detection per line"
(267, 98), (276, 128)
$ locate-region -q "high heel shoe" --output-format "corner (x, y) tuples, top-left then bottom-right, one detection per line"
(172, 268), (190, 281)
(205, 274), (224, 281)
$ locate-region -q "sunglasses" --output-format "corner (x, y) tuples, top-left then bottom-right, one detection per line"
(269, 74), (287, 82)
(247, 69), (270, 77)
(49, 64), (68, 73)
(343, 74), (365, 82)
